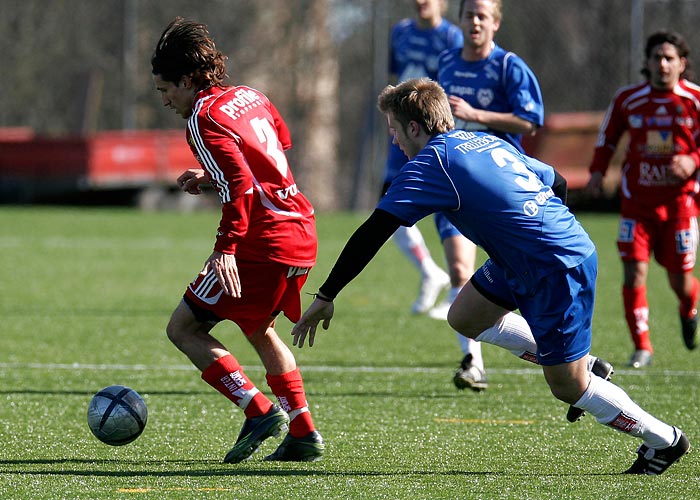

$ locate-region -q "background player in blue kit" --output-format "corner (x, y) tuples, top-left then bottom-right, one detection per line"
(382, 0), (463, 316)
(292, 78), (690, 475)
(431, 0), (546, 391)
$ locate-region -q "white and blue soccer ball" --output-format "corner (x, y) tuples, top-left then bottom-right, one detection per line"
(87, 385), (148, 446)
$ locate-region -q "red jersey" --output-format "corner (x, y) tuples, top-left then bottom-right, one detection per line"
(589, 79), (700, 218)
(186, 85), (316, 266)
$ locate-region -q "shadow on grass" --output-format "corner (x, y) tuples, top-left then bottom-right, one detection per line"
(0, 458), (503, 477)
(0, 388), (477, 399)
(0, 389), (212, 396)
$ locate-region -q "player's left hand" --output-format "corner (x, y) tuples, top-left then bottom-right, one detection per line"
(204, 251), (241, 297)
(668, 154), (697, 182)
(292, 298), (334, 348)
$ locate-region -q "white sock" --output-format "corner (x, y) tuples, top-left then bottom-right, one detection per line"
(392, 225), (439, 276)
(574, 375), (677, 449)
(475, 312), (538, 362)
(447, 286), (461, 303)
(457, 337), (484, 370)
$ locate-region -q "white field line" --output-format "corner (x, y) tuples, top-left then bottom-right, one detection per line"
(0, 362), (698, 378)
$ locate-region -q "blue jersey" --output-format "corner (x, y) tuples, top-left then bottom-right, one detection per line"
(437, 44), (544, 152)
(378, 131), (595, 295)
(390, 18), (463, 82)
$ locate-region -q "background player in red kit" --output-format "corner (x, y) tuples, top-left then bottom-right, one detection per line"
(151, 17), (324, 462)
(586, 31), (700, 368)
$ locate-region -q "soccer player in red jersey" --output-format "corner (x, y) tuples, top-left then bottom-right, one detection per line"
(587, 31), (700, 368)
(151, 18), (323, 462)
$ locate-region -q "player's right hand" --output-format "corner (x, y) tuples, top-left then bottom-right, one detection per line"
(177, 168), (208, 195)
(292, 298), (334, 348)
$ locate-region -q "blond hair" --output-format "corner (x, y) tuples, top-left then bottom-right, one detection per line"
(377, 78), (454, 135)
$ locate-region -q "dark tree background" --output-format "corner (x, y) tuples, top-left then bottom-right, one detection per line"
(1, 0), (699, 209)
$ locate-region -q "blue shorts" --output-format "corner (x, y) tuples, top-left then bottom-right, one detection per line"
(433, 212), (462, 241)
(471, 254), (597, 366)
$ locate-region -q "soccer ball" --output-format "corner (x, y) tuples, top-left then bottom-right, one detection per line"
(87, 385), (148, 446)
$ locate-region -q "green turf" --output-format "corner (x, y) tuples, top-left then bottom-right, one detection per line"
(0, 206), (698, 499)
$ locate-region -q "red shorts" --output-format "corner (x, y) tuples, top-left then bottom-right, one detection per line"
(617, 214), (698, 273)
(183, 260), (311, 335)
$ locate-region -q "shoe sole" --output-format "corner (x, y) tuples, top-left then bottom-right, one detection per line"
(265, 444), (325, 462)
(224, 412), (289, 464)
(453, 376), (488, 392)
(264, 431), (325, 462)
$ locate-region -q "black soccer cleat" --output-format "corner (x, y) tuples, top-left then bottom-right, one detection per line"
(624, 428), (690, 475)
(567, 356), (614, 422)
(224, 405), (289, 464)
(680, 312), (699, 350)
(264, 430), (325, 462)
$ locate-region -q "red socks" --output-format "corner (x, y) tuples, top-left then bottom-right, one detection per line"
(201, 354), (273, 418)
(202, 357), (316, 437)
(623, 285), (653, 352)
(266, 368), (315, 438)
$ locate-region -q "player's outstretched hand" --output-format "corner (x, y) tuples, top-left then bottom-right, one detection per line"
(292, 298), (334, 348)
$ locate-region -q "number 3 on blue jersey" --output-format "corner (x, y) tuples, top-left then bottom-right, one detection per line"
(490, 148), (541, 192)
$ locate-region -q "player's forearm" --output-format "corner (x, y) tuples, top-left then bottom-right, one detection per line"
(589, 144), (616, 175)
(470, 110), (536, 135)
(214, 203), (250, 254)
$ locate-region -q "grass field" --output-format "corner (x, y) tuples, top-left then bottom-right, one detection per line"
(0, 206), (698, 499)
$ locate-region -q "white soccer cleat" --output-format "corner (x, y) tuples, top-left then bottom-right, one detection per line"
(628, 349), (653, 369)
(427, 300), (451, 320)
(411, 270), (450, 314)
(453, 354), (488, 391)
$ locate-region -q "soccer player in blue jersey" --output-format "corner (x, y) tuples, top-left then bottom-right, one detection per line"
(292, 78), (690, 475)
(432, 0), (546, 391)
(382, 0), (463, 317)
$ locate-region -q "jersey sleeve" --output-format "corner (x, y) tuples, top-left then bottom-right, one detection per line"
(188, 115), (253, 255)
(268, 99), (292, 151)
(589, 94), (626, 175)
(504, 54), (544, 127)
(378, 144), (458, 225)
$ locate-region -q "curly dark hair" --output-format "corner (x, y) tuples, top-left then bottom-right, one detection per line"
(640, 30), (693, 81)
(151, 17), (228, 89)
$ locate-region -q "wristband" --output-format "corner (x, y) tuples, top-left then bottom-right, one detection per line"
(311, 292), (333, 302)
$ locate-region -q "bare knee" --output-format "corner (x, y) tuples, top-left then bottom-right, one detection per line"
(166, 300), (206, 350)
(543, 365), (590, 405)
(166, 317), (183, 347)
(447, 308), (479, 338)
(547, 382), (583, 404)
